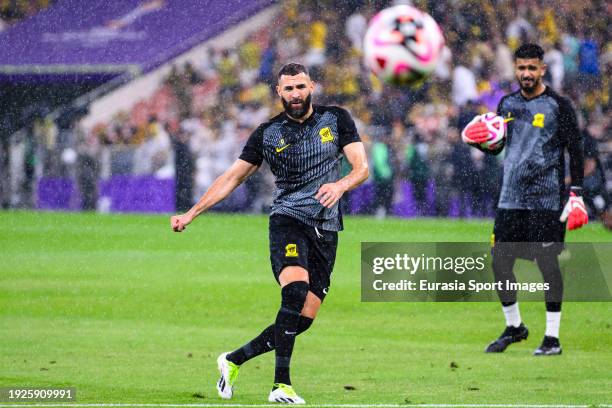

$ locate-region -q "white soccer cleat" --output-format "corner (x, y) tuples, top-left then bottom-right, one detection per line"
(268, 383), (305, 404)
(216, 352), (240, 399)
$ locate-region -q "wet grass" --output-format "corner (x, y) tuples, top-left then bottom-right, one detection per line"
(0, 211), (610, 404)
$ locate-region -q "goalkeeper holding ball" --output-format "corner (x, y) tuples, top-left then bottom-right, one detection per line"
(462, 44), (587, 356)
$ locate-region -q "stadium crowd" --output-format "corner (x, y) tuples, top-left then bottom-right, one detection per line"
(8, 0), (611, 219)
(0, 0), (52, 31)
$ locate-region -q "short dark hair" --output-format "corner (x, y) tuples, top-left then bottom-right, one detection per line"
(514, 43), (544, 61)
(277, 62), (309, 80)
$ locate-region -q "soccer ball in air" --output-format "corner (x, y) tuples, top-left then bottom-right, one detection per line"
(363, 5), (445, 87)
(478, 112), (507, 150)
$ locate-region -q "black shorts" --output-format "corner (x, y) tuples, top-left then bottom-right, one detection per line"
(492, 209), (566, 259)
(269, 215), (338, 301)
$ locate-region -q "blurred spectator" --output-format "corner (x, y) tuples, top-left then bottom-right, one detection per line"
(581, 125), (611, 226)
(544, 41), (565, 92)
(217, 49), (240, 98)
(578, 31), (601, 91)
(470, 148), (500, 217)
(166, 65), (193, 120)
(132, 117), (172, 176)
(75, 120), (99, 210)
(505, 6), (535, 49)
(405, 137), (430, 216)
(478, 71), (506, 113)
(493, 37), (514, 82)
(238, 39), (261, 87)
(168, 123), (193, 212)
(345, 6), (367, 53)
(370, 134), (394, 218)
(433, 45), (453, 81)
(452, 52), (478, 107)
(457, 100), (479, 131)
(431, 128), (455, 216)
(258, 38), (277, 85)
(0, 114), (9, 208)
(21, 124), (37, 208)
(184, 61), (203, 85)
(561, 23), (580, 84)
(34, 116), (59, 177)
(448, 130), (476, 218)
(304, 13), (327, 67)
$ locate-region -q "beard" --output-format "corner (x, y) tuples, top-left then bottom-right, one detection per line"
(282, 93), (312, 119)
(518, 76), (538, 93)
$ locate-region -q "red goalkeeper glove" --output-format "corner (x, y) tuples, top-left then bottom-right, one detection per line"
(560, 188), (588, 230)
(461, 115), (489, 144)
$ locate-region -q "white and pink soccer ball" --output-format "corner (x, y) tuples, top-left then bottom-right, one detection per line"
(476, 112), (507, 150)
(363, 5), (445, 87)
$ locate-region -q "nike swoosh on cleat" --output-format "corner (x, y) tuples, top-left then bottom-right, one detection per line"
(284, 330), (297, 335)
(542, 242), (555, 247)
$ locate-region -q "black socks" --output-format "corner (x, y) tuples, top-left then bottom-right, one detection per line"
(535, 253), (563, 309)
(274, 281), (309, 385)
(226, 281), (310, 387)
(227, 316), (313, 365)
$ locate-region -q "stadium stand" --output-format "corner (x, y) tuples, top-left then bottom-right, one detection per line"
(1, 0), (610, 220)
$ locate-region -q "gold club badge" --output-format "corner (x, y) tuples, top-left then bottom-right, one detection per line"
(285, 243), (298, 257)
(319, 127), (334, 143)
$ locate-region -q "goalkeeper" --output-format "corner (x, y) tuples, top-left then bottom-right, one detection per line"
(462, 44), (586, 356)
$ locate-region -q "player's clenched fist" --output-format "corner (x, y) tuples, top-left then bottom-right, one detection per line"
(171, 213), (193, 232)
(461, 115), (489, 144)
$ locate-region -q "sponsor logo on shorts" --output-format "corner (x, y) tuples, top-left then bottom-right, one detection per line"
(285, 243), (298, 257)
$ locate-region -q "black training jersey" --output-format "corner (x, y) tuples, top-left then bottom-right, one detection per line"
(239, 105), (361, 231)
(495, 87), (583, 211)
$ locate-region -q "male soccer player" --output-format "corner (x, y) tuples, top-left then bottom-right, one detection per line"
(170, 63), (368, 403)
(462, 44), (587, 356)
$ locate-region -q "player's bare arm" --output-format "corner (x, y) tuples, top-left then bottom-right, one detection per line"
(170, 159), (258, 232)
(315, 141), (369, 208)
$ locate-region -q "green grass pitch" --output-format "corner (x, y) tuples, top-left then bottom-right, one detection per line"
(1, 211), (611, 405)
